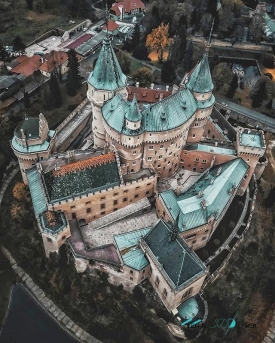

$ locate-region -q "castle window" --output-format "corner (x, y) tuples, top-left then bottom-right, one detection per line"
(101, 211), (105, 215)
(193, 167), (197, 172)
(86, 208), (91, 213)
(123, 197), (128, 202)
(146, 190), (150, 194)
(123, 190), (128, 194)
(113, 208), (118, 211)
(100, 196), (105, 200)
(114, 199), (118, 205)
(132, 161), (136, 166)
(101, 204), (105, 209)
(149, 145), (153, 150)
(194, 122), (198, 127)
(186, 233), (196, 239)
(160, 144), (164, 149)
(167, 161), (170, 165)
(47, 237), (52, 243)
(135, 194), (139, 198)
(205, 229), (209, 233)
(202, 236), (207, 241)
(147, 156), (152, 161)
(182, 288), (193, 300)
(171, 141), (174, 145)
(157, 165), (161, 168)
(130, 277), (133, 281)
(158, 155), (163, 160)
(114, 192), (119, 196)
(247, 159), (250, 162)
(202, 159), (206, 164)
(86, 201), (91, 205)
(180, 159), (184, 162)
(192, 134), (196, 138)
(163, 288), (167, 298)
(147, 183), (151, 186)
(195, 157), (199, 162)
(71, 206), (76, 209)
(169, 152), (172, 156)
(130, 270), (134, 274)
(136, 186), (140, 190)
(133, 150), (137, 155)
(62, 235), (66, 240)
(155, 276), (159, 287)
(192, 240), (196, 244)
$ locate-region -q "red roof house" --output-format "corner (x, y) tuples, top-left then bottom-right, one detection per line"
(110, 0), (145, 19)
(11, 55), (42, 77)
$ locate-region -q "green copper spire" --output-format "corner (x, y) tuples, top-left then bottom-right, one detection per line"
(186, 55), (214, 93)
(125, 94), (142, 122)
(88, 36), (127, 91)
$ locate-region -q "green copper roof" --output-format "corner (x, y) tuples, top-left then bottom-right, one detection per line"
(160, 158), (249, 231)
(88, 36), (127, 91)
(196, 94), (215, 109)
(187, 55), (214, 93)
(15, 117), (39, 139)
(122, 248), (149, 270)
(40, 210), (67, 234)
(144, 220), (206, 288)
(125, 95), (142, 122)
(11, 130), (55, 154)
(240, 132), (263, 149)
(186, 143), (236, 155)
(177, 298), (199, 320)
(43, 153), (121, 203)
(114, 227), (151, 271)
(102, 87), (197, 135)
(27, 168), (47, 218)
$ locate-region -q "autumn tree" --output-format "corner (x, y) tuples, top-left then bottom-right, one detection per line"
(13, 182), (29, 202)
(146, 23), (172, 63)
(132, 67), (153, 87)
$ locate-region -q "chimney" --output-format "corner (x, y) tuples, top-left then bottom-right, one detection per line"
(150, 83), (154, 89)
(159, 93), (163, 102)
(166, 85), (169, 91)
(176, 178), (182, 196)
(172, 84), (179, 94)
(136, 81), (139, 88)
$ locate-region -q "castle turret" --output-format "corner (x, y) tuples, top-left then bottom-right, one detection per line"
(11, 113), (56, 184)
(186, 55), (215, 143)
(125, 95), (142, 130)
(236, 127), (266, 194)
(87, 35), (128, 148)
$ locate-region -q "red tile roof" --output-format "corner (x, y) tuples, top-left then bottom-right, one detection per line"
(127, 86), (171, 103)
(52, 152), (116, 177)
(65, 34), (93, 50)
(15, 55), (28, 63)
(102, 20), (119, 32)
(11, 55), (42, 77)
(39, 51), (68, 73)
(111, 0), (145, 15)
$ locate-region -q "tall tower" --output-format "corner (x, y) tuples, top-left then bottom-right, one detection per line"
(11, 113), (56, 184)
(87, 20), (128, 148)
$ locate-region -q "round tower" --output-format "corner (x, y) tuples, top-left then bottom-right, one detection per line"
(87, 35), (128, 148)
(186, 54), (215, 143)
(11, 113), (56, 184)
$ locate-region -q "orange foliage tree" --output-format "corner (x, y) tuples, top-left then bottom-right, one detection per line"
(146, 23), (172, 63)
(13, 182), (28, 202)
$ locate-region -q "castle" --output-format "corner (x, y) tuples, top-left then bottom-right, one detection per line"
(11, 33), (267, 313)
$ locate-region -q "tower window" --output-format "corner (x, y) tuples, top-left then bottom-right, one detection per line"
(132, 161), (136, 166)
(133, 150), (137, 155)
(160, 144), (164, 149)
(47, 237), (52, 243)
(149, 145), (153, 150)
(147, 156), (152, 161)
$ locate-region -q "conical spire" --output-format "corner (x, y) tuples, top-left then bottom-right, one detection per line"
(125, 94), (142, 122)
(88, 35), (127, 91)
(186, 54), (214, 93)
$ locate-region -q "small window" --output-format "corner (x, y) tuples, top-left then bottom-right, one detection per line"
(114, 199), (118, 205)
(133, 150), (137, 155)
(86, 208), (91, 213)
(100, 196), (105, 201)
(130, 277), (133, 281)
(205, 229), (209, 233)
(158, 155), (163, 160)
(101, 204), (105, 209)
(195, 157), (199, 162)
(134, 194), (139, 198)
(113, 208), (118, 211)
(149, 145), (153, 150)
(247, 159), (250, 162)
(147, 156), (152, 161)
(169, 152), (172, 156)
(123, 197), (127, 202)
(101, 211), (105, 215)
(167, 161), (170, 165)
(192, 134), (196, 138)
(71, 206), (76, 209)
(194, 122), (198, 127)
(86, 201), (91, 205)
(160, 144), (164, 149)
(202, 159), (206, 164)
(123, 190), (128, 194)
(146, 190), (150, 194)
(155, 276), (159, 287)
(147, 183), (151, 186)
(132, 161), (136, 166)
(171, 141), (174, 145)
(130, 270), (134, 274)
(157, 164), (161, 168)
(202, 236), (207, 241)
(62, 235), (66, 240)
(135, 186), (140, 190)
(192, 240), (196, 244)
(47, 237), (52, 243)
(163, 288), (167, 298)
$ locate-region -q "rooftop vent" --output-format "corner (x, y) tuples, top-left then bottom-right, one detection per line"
(216, 167), (222, 176)
(197, 190), (204, 198)
(201, 199), (207, 210)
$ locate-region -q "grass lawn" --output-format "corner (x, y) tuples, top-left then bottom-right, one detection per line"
(129, 59), (144, 75)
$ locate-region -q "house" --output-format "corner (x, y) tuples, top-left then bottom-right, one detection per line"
(110, 0), (145, 20)
(38, 51), (68, 78)
(102, 20), (120, 36)
(11, 55), (42, 78)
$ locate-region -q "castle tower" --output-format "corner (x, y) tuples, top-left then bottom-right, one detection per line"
(11, 113), (56, 184)
(236, 127), (266, 195)
(87, 34), (128, 148)
(186, 54), (215, 143)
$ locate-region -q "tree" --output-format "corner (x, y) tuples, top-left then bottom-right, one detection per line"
(227, 74), (238, 98)
(263, 54), (274, 69)
(133, 44), (149, 60)
(209, 54), (220, 72)
(50, 74), (62, 108)
(176, 15), (187, 62)
(26, 0), (33, 10)
(146, 23), (172, 63)
(249, 15), (264, 44)
(168, 37), (181, 68)
(66, 50), (81, 96)
(23, 92), (31, 108)
(212, 62), (233, 92)
(130, 24), (141, 51)
(200, 13), (213, 37)
(132, 67), (153, 87)
(77, 0), (90, 18)
(13, 182), (28, 201)
(13, 36), (26, 53)
(183, 40), (194, 72)
(116, 51), (130, 74)
(207, 0), (218, 16)
(161, 59), (175, 83)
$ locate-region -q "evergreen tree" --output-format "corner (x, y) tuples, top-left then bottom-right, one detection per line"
(23, 92), (30, 108)
(210, 54), (220, 72)
(177, 21), (187, 63)
(169, 37), (181, 68)
(50, 74), (62, 108)
(13, 36), (26, 53)
(227, 74), (238, 99)
(66, 50), (81, 96)
(77, 0), (90, 18)
(130, 24), (141, 51)
(183, 40), (194, 72)
(26, 0), (33, 10)
(161, 59), (175, 83)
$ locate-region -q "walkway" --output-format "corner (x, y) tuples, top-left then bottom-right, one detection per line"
(1, 246), (101, 343)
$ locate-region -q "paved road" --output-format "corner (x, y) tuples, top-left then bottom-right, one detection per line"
(215, 96), (275, 129)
